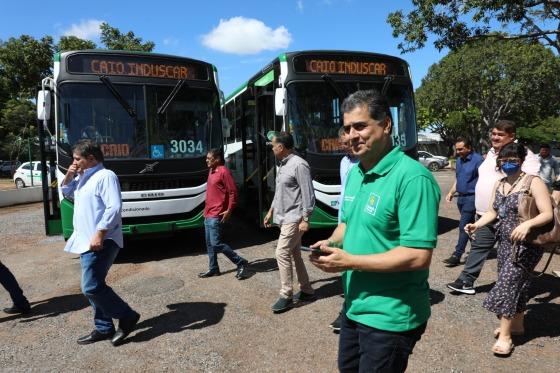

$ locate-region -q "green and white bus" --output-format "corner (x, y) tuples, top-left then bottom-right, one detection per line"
(222, 51), (418, 227)
(37, 50), (224, 238)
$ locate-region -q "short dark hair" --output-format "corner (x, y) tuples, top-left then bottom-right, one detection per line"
(73, 139), (104, 162)
(497, 142), (526, 165)
(341, 90), (393, 124)
(494, 120), (516, 135)
(207, 147), (224, 163)
(273, 131), (294, 150)
(455, 137), (472, 148)
(540, 143), (551, 149)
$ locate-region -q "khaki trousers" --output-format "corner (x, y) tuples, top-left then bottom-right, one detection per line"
(275, 222), (314, 298)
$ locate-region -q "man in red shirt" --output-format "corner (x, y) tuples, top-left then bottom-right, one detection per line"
(199, 148), (249, 280)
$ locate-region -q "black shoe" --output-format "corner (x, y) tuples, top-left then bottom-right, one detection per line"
(3, 303), (31, 315)
(77, 329), (115, 345)
(329, 313), (342, 333)
(198, 270), (221, 278)
(111, 311), (140, 346)
(447, 279), (475, 295)
(236, 260), (249, 280)
(442, 255), (461, 267)
(294, 291), (317, 303)
(271, 297), (293, 313)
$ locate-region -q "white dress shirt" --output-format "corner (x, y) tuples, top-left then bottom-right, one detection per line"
(62, 163), (123, 254)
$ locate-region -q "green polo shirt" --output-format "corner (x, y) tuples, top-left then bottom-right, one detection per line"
(341, 146), (440, 332)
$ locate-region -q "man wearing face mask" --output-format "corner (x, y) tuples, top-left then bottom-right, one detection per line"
(447, 120), (540, 295)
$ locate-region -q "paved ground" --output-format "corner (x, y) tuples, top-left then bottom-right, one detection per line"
(1, 169), (559, 372)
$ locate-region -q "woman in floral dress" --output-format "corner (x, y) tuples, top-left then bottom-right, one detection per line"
(465, 143), (552, 356)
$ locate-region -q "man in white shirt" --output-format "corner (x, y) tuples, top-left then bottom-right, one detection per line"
(61, 140), (140, 346)
(447, 120), (540, 294)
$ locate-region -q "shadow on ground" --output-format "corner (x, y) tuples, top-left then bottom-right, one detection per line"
(438, 216), (459, 235)
(0, 293), (88, 324)
(129, 302), (226, 343)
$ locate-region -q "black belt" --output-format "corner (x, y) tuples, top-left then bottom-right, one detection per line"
(457, 192), (475, 196)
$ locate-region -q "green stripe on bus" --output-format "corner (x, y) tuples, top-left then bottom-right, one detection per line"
(254, 70), (274, 87)
(309, 206), (338, 228)
(279, 53), (287, 62)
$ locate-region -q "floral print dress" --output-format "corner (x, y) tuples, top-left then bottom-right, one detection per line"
(482, 186), (544, 318)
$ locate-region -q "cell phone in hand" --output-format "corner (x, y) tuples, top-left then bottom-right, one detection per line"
(300, 246), (328, 255)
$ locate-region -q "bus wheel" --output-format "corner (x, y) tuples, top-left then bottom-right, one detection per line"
(15, 178), (25, 189)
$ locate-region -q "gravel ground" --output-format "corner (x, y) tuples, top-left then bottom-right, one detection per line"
(1, 170), (559, 372)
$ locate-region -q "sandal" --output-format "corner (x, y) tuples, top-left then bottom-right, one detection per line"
(493, 328), (524, 339)
(492, 340), (514, 356)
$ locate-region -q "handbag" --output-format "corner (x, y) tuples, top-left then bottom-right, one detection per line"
(515, 175), (560, 276)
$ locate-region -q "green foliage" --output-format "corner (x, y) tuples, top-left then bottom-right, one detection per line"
(100, 22), (155, 52)
(388, 1), (560, 53)
(517, 116), (560, 144)
(416, 38), (560, 151)
(0, 98), (37, 160)
(0, 35), (53, 100)
(56, 36), (96, 52)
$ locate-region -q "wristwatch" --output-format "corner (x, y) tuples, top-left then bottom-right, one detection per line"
(302, 216), (309, 222)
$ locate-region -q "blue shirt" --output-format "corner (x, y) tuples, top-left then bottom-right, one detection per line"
(455, 152), (483, 194)
(62, 163), (123, 254)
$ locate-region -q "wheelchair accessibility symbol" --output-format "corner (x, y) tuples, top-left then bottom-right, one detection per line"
(151, 145), (164, 159)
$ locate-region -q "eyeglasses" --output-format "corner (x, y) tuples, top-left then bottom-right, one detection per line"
(498, 158), (521, 164)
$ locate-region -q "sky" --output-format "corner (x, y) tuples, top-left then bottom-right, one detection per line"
(0, 0), (447, 96)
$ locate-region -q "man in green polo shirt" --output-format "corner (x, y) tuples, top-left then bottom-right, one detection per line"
(310, 90), (440, 372)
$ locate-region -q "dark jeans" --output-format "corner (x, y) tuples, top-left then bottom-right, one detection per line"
(338, 309), (427, 373)
(204, 217), (245, 272)
(80, 240), (134, 333)
(0, 261), (29, 309)
(458, 218), (497, 284)
(453, 195), (476, 258)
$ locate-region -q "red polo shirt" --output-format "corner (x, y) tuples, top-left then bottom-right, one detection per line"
(204, 165), (238, 218)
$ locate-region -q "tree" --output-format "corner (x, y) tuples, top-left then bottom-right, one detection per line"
(0, 98), (37, 160)
(100, 22), (155, 51)
(0, 35), (53, 99)
(416, 38), (560, 151)
(517, 115), (560, 144)
(57, 36), (96, 52)
(388, 1), (560, 54)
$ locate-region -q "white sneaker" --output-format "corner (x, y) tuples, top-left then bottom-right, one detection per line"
(552, 270), (560, 278)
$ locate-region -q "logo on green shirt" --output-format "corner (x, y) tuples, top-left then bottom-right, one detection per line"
(364, 192), (381, 216)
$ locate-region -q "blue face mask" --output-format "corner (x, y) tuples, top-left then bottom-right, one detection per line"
(501, 162), (520, 175)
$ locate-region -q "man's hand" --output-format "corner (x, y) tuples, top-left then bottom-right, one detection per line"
(309, 245), (352, 273)
(264, 210), (273, 227)
(67, 163), (79, 177)
(445, 192), (454, 202)
(298, 219), (309, 232)
(89, 231), (106, 252)
(219, 209), (231, 223)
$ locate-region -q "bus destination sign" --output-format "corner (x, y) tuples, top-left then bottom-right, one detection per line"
(293, 54), (405, 77)
(67, 54), (209, 80)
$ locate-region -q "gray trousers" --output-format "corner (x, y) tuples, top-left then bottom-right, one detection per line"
(458, 217), (497, 284)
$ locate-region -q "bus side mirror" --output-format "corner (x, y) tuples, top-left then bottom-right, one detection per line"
(222, 118), (231, 138)
(274, 88), (286, 116)
(37, 90), (51, 120)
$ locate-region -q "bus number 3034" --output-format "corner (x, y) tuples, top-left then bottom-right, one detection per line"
(170, 139), (203, 154)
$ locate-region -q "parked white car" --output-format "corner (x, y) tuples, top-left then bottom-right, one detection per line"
(418, 151), (449, 172)
(13, 161), (50, 188)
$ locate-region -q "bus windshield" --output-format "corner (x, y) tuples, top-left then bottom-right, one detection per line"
(286, 82), (417, 154)
(58, 83), (222, 159)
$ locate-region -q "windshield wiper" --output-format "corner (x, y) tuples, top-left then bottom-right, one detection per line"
(381, 75), (394, 95)
(99, 75), (136, 118)
(157, 79), (187, 115)
(321, 74), (347, 101)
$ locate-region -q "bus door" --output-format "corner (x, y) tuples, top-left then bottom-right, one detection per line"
(253, 82), (278, 226)
(37, 89), (62, 236)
